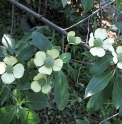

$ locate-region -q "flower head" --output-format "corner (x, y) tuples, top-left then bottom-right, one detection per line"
(31, 73), (52, 94)
(0, 56), (24, 84)
(67, 31), (82, 45)
(89, 28), (114, 57)
(109, 46), (122, 69)
(34, 49), (63, 75)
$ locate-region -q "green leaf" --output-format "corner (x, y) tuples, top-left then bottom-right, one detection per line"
(84, 71), (114, 98)
(0, 85), (10, 106)
(92, 55), (112, 75)
(119, 104), (122, 116)
(2, 34), (15, 55)
(82, 51), (98, 60)
(17, 45), (36, 62)
(0, 46), (7, 57)
(76, 119), (86, 124)
(15, 42), (28, 53)
(87, 79), (113, 111)
(113, 76), (122, 109)
(53, 71), (69, 110)
(59, 52), (71, 63)
(17, 82), (31, 90)
(21, 108), (40, 124)
(24, 93), (48, 110)
(87, 91), (103, 110)
(116, 0), (120, 7)
(20, 32), (32, 42)
(111, 22), (122, 30)
(0, 105), (16, 124)
(32, 31), (52, 51)
(61, 0), (68, 7)
(80, 0), (93, 12)
(20, 69), (30, 85)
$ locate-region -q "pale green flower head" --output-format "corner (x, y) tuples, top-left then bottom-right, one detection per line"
(89, 28), (114, 57)
(34, 49), (63, 75)
(0, 56), (24, 84)
(67, 31), (82, 45)
(31, 73), (52, 94)
(109, 46), (122, 69)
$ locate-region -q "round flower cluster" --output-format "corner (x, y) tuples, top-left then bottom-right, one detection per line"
(88, 28), (114, 57)
(88, 28), (122, 70)
(30, 49), (64, 93)
(33, 49), (63, 75)
(67, 31), (82, 45)
(0, 48), (64, 94)
(0, 56), (24, 84)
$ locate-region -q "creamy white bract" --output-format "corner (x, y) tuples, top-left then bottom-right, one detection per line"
(31, 73), (51, 94)
(109, 46), (122, 69)
(34, 49), (63, 75)
(67, 31), (82, 45)
(0, 56), (24, 84)
(89, 28), (114, 57)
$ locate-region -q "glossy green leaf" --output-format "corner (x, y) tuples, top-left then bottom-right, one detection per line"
(59, 52), (71, 63)
(20, 32), (32, 42)
(24, 93), (48, 110)
(0, 105), (16, 124)
(80, 0), (93, 12)
(113, 76), (122, 109)
(53, 71), (69, 110)
(87, 80), (113, 111)
(17, 106), (23, 118)
(87, 91), (103, 110)
(17, 45), (36, 62)
(84, 71), (114, 98)
(0, 46), (7, 57)
(15, 42), (28, 53)
(2, 34), (15, 54)
(21, 108), (40, 124)
(92, 55), (112, 75)
(32, 31), (52, 51)
(61, 0), (68, 7)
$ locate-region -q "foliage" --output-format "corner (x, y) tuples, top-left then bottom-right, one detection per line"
(0, 0), (122, 124)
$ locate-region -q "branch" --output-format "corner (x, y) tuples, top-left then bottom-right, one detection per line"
(64, 0), (115, 30)
(8, 0), (67, 35)
(99, 113), (119, 124)
(71, 59), (93, 65)
(8, 0), (115, 51)
(10, 4), (15, 35)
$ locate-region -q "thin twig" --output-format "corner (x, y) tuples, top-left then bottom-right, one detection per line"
(62, 33), (64, 53)
(71, 59), (94, 65)
(64, 0), (115, 30)
(99, 0), (102, 27)
(10, 4), (15, 35)
(43, 0), (47, 16)
(99, 113), (119, 124)
(86, 18), (90, 44)
(8, 0), (67, 35)
(38, 0), (41, 14)
(76, 65), (82, 84)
